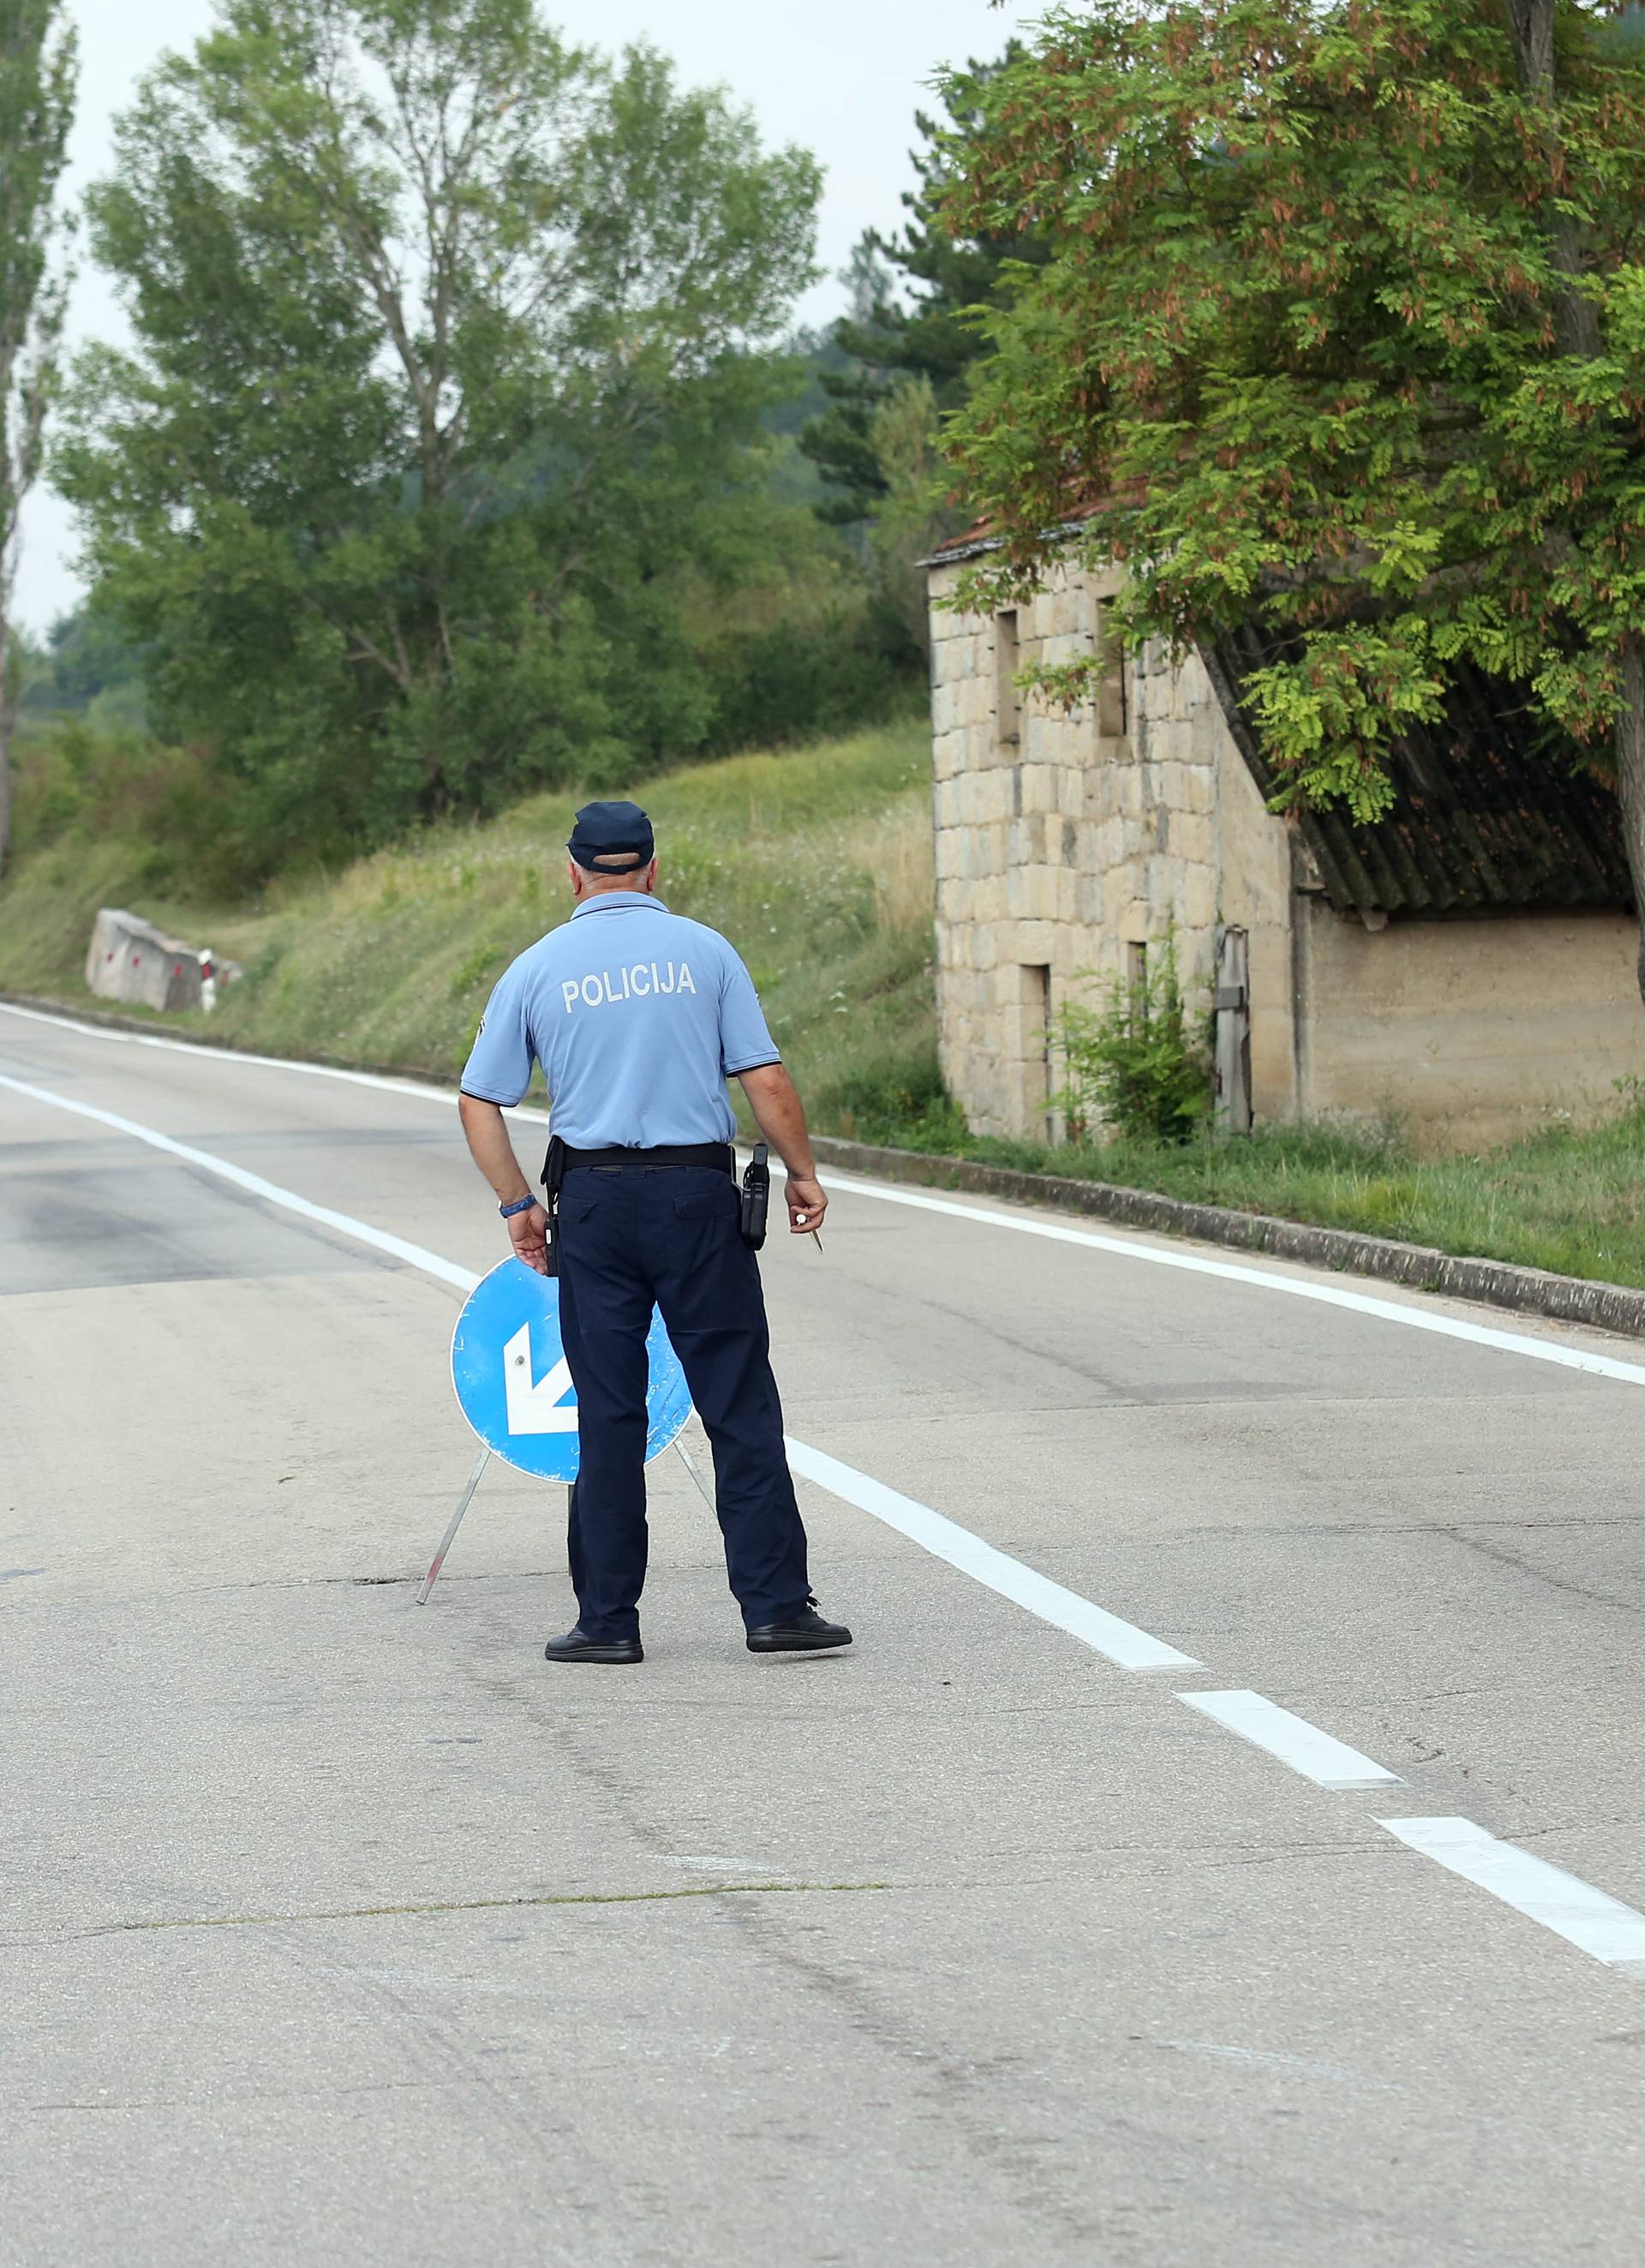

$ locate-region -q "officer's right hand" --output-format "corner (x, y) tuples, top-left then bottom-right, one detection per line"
(508, 1202), (551, 1275)
(786, 1175), (828, 1235)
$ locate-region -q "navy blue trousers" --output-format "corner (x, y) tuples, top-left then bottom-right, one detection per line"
(555, 1163), (811, 1639)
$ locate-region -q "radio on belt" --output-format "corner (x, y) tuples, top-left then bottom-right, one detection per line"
(739, 1143), (770, 1250)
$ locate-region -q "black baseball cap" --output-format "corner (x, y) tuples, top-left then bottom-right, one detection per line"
(567, 799), (655, 874)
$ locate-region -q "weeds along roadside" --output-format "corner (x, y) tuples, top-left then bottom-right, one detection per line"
(3, 709), (1643, 1291)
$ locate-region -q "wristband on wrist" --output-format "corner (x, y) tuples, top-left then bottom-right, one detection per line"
(499, 1192), (538, 1219)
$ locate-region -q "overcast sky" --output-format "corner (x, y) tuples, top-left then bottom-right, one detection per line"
(18, 0), (1043, 632)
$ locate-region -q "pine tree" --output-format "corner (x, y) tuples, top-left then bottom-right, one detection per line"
(799, 48), (1045, 524)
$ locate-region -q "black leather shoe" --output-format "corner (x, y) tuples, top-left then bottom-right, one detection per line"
(745, 1607), (852, 1654)
(543, 1627), (643, 1665)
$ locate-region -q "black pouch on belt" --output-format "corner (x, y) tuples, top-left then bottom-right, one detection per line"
(739, 1143), (770, 1250)
(538, 1134), (569, 1278)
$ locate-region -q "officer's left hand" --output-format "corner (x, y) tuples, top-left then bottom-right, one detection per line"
(786, 1174), (828, 1235)
(508, 1202), (551, 1275)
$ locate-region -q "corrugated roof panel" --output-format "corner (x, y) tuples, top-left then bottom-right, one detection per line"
(1203, 632), (1631, 918)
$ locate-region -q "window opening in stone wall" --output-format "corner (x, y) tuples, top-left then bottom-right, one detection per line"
(1126, 939), (1148, 988)
(1097, 601), (1127, 739)
(996, 610), (1020, 747)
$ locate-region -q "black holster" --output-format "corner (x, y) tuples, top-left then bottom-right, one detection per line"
(539, 1134), (569, 1278)
(739, 1143), (770, 1251)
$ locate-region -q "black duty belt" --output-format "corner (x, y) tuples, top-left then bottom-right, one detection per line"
(559, 1143), (734, 1173)
(537, 1140), (736, 1278)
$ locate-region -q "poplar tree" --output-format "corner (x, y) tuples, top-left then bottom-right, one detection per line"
(0, 0), (75, 877)
(57, 0), (819, 865)
(942, 3), (1645, 998)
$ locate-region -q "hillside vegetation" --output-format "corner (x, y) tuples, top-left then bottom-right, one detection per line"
(0, 717), (942, 1134)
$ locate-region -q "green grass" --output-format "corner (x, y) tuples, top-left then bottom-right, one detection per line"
(836, 1101), (1645, 1291)
(4, 707), (1644, 1290)
(0, 717), (939, 1126)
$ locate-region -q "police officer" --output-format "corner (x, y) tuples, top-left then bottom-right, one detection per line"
(457, 799), (852, 1667)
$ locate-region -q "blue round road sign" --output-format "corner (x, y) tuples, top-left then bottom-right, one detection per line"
(450, 1260), (691, 1481)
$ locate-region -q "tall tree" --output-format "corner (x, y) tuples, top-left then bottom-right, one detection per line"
(942, 2), (1645, 999)
(0, 0), (75, 877)
(57, 0), (819, 866)
(800, 48), (1045, 524)
(1503, 0), (1645, 976)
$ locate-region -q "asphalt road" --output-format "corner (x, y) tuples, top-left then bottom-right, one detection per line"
(3, 997), (1645, 2268)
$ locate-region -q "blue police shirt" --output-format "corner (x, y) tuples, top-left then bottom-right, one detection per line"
(460, 893), (781, 1146)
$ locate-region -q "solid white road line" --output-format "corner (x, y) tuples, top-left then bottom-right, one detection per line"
(784, 1438), (1199, 1672)
(822, 1173), (1645, 1391)
(0, 1065), (1189, 1672)
(0, 1071), (482, 1294)
(0, 997), (483, 1110)
(1379, 1816), (1645, 1974)
(6, 997), (1642, 1390)
(1178, 1689), (1403, 1791)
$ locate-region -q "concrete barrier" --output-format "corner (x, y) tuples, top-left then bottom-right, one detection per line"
(84, 909), (236, 1014)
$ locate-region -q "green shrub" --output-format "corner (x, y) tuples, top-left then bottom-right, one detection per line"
(1050, 936), (1212, 1145)
(697, 602), (921, 756)
(811, 1041), (966, 1148)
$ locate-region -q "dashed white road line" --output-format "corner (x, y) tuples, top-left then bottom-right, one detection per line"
(7, 996), (1644, 1389)
(784, 1438), (1198, 1672)
(10, 1029), (1645, 1989)
(1178, 1689), (1403, 1791)
(1380, 1817), (1645, 1976)
(0, 1065), (1193, 1675)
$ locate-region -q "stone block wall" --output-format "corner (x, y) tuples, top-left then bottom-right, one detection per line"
(928, 552), (1645, 1150)
(929, 556), (1258, 1137)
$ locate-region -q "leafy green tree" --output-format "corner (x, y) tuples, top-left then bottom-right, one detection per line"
(942, 2), (1645, 998)
(57, 1), (819, 867)
(800, 48), (1046, 524)
(21, 601), (146, 721)
(0, 0), (75, 877)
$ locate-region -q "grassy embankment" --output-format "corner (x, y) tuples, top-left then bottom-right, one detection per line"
(886, 1110), (1645, 1290)
(3, 712), (1644, 1287)
(0, 718), (944, 1133)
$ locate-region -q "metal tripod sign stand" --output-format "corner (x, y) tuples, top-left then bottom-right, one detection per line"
(416, 1257), (709, 1603)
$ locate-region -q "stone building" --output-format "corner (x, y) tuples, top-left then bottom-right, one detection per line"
(927, 539), (1642, 1149)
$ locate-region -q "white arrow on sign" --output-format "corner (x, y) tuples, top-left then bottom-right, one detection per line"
(502, 1323), (578, 1435)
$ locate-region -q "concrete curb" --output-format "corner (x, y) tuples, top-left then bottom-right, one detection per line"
(808, 1134), (1645, 1342)
(8, 986), (1644, 1343)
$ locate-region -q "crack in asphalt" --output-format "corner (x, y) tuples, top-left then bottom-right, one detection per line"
(1442, 1527), (1644, 1613)
(66, 1879), (892, 1940)
(4, 1840), (1397, 1954)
